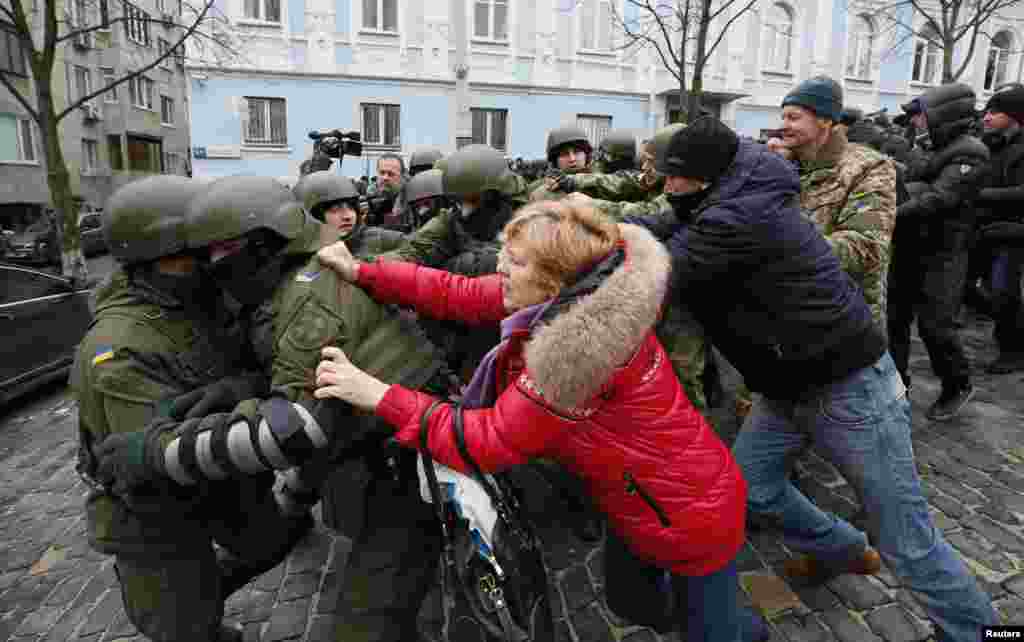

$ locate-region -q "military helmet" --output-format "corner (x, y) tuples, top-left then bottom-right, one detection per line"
(406, 169), (446, 204)
(103, 175), (207, 265)
(292, 171), (359, 221)
(651, 123), (687, 157)
(599, 129), (638, 164)
(409, 148), (444, 175)
(546, 125), (593, 164)
(442, 145), (511, 198)
(185, 175), (309, 248)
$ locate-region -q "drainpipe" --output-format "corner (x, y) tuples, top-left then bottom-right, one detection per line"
(452, 0), (472, 148)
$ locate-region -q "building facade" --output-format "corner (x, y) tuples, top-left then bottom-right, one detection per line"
(186, 0), (1024, 180)
(0, 0), (191, 225)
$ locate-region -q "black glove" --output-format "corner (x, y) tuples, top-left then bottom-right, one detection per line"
(167, 373), (269, 420)
(554, 174), (577, 193)
(93, 428), (168, 496)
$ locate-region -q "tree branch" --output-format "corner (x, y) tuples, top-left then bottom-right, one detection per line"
(0, 70), (39, 122)
(704, 0), (756, 60)
(57, 0), (213, 120)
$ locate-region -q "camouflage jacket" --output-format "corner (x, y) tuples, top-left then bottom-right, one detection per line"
(589, 192), (672, 221)
(570, 169), (647, 202)
(798, 131), (896, 325)
(72, 271), (243, 554)
(346, 224), (405, 260)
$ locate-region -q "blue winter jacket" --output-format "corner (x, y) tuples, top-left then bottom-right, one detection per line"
(628, 139), (887, 399)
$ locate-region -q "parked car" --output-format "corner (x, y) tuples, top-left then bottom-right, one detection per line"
(78, 212), (107, 257)
(6, 218), (59, 266)
(0, 264), (93, 405)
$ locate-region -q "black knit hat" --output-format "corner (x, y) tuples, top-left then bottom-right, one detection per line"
(782, 76), (844, 122)
(655, 116), (739, 183)
(985, 87), (1024, 125)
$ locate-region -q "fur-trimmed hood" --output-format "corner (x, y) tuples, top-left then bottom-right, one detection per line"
(523, 223), (671, 409)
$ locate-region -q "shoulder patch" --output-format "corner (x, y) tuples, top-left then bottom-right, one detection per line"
(296, 270), (322, 283)
(92, 346), (115, 366)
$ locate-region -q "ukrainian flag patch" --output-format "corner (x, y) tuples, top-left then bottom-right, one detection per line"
(92, 346), (115, 365)
(296, 270), (321, 283)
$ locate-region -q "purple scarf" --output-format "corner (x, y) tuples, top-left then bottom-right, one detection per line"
(460, 299), (553, 409)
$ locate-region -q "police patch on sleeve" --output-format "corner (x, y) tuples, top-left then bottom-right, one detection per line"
(282, 308), (334, 351)
(92, 346), (115, 365)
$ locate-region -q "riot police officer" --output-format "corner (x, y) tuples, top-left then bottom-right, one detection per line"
(402, 168), (449, 230)
(529, 125), (594, 201)
(73, 176), (310, 642)
(559, 128), (647, 202)
(293, 170), (404, 258)
(408, 147), (444, 177)
(93, 175), (447, 642)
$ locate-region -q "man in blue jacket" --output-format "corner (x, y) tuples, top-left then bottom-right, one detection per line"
(627, 116), (996, 642)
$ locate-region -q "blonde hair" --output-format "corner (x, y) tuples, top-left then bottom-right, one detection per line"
(502, 200), (620, 298)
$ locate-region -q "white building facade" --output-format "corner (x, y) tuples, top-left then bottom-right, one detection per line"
(187, 0), (1024, 179)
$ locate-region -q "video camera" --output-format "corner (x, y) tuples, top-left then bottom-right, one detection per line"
(308, 129), (363, 159)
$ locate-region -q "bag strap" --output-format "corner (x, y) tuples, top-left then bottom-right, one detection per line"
(418, 398), (450, 532)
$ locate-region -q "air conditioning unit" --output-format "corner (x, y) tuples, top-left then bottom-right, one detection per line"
(81, 102), (102, 121)
(73, 31), (92, 49)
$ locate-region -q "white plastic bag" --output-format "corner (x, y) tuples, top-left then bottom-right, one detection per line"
(418, 454), (499, 554)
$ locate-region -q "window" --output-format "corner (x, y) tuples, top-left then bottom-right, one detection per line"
(107, 134), (123, 170)
(243, 0), (280, 22)
(126, 134), (162, 172)
(81, 139), (98, 171)
(162, 151), (180, 174)
(474, 0), (508, 41)
(158, 38), (171, 68)
(985, 31), (1013, 91)
(576, 114), (611, 148)
(0, 114), (36, 162)
(0, 24), (27, 76)
(580, 0), (611, 51)
(73, 0), (88, 28)
(98, 0), (109, 28)
(471, 108), (508, 151)
(128, 76), (154, 109)
(101, 68), (117, 103)
(763, 3), (793, 72)
(361, 103), (400, 146)
(911, 25), (941, 84)
(72, 65), (92, 102)
(362, 0), (397, 32)
(124, 4), (152, 46)
(846, 15), (874, 80)
(160, 95), (174, 124)
(245, 97), (287, 146)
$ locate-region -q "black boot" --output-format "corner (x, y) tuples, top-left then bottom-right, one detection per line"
(926, 383), (975, 421)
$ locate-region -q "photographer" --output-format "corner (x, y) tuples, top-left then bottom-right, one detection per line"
(363, 154), (406, 230)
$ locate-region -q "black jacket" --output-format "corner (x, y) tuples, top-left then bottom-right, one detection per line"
(979, 126), (1024, 224)
(628, 140), (886, 399)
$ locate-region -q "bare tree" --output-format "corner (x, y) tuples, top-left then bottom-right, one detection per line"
(0, 0), (235, 280)
(612, 0), (757, 122)
(872, 0), (1024, 84)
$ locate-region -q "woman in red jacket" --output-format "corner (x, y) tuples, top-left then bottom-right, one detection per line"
(314, 200), (764, 642)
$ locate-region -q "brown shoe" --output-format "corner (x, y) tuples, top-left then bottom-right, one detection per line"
(736, 397), (753, 421)
(783, 547), (882, 583)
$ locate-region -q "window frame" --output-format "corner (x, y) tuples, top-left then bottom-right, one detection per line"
(81, 138), (99, 172)
(578, 0), (613, 52)
(911, 26), (941, 85)
(470, 107), (508, 151)
(361, 0), (398, 34)
(762, 2), (794, 74)
(158, 38), (172, 69)
(242, 0), (282, 23)
(473, 0), (508, 42)
(160, 95), (174, 126)
(845, 14), (875, 81)
(100, 67), (118, 103)
(128, 76), (155, 110)
(1, 114), (38, 164)
(243, 96), (288, 147)
(360, 102), (401, 148)
(576, 113), (612, 149)
(73, 65), (92, 103)
(0, 23), (28, 76)
(124, 4), (152, 46)
(984, 31), (1013, 91)
(107, 134), (123, 171)
(125, 133), (163, 173)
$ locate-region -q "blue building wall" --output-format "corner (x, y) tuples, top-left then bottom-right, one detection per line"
(832, 0), (848, 79)
(190, 74), (651, 177)
(733, 106), (782, 137)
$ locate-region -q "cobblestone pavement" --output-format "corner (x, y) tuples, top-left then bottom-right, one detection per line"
(2, 312), (1024, 642)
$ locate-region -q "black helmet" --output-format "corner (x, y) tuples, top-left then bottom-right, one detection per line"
(546, 126), (593, 165)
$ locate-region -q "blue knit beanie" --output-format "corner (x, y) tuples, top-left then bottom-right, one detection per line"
(782, 76), (844, 122)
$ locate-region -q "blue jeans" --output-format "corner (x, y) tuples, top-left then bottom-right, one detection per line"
(732, 353), (997, 642)
(671, 560), (768, 642)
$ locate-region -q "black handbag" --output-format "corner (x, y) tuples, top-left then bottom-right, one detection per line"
(419, 400), (556, 642)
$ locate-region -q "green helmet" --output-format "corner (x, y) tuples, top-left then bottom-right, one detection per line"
(599, 129), (638, 164)
(103, 175), (206, 265)
(650, 123), (687, 162)
(406, 169), (446, 204)
(292, 171), (359, 221)
(409, 148), (444, 175)
(442, 145), (512, 198)
(546, 125), (593, 164)
(434, 157), (449, 173)
(185, 175), (309, 248)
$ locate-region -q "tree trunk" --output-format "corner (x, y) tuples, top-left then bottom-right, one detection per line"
(942, 37), (955, 83)
(35, 81), (88, 282)
(676, 76), (689, 123)
(687, 69), (704, 121)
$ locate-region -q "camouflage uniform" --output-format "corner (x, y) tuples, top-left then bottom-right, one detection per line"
(798, 131), (897, 326)
(73, 178), (307, 642)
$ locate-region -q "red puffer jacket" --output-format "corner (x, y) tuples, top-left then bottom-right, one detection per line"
(362, 224), (746, 576)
